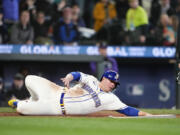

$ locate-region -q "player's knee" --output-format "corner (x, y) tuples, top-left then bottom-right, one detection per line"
(25, 75), (36, 88)
(16, 106), (23, 114)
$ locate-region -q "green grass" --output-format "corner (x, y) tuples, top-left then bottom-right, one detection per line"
(0, 107), (180, 135)
(141, 109), (180, 114)
(0, 107), (16, 113)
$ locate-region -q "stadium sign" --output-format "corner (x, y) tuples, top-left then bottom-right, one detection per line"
(0, 45), (176, 58)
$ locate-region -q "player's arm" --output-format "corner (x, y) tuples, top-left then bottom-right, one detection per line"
(61, 71), (96, 88)
(61, 72), (81, 88)
(116, 106), (152, 116)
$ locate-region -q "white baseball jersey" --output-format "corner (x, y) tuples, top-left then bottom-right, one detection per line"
(64, 72), (127, 115)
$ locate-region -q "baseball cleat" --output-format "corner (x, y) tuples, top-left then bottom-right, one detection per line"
(8, 99), (18, 108)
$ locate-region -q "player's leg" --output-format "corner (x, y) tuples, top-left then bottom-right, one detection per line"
(8, 75), (62, 115)
(16, 100), (60, 115)
(25, 75), (62, 100)
(25, 80), (38, 101)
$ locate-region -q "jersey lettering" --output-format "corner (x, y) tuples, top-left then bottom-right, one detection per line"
(82, 84), (101, 107)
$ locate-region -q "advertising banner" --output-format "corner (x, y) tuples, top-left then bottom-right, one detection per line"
(0, 45), (176, 58)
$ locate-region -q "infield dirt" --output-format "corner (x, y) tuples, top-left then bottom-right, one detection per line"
(0, 111), (180, 118)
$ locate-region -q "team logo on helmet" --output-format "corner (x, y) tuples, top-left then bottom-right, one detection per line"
(115, 74), (119, 80)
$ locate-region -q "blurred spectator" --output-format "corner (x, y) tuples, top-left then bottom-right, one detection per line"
(35, 0), (54, 18)
(33, 11), (53, 45)
(20, 0), (37, 23)
(176, 0), (180, 20)
(90, 41), (118, 75)
(141, 0), (152, 18)
(68, 0), (86, 15)
(115, 0), (129, 23)
(72, 4), (86, 27)
(125, 0), (148, 45)
(20, 0), (55, 23)
(149, 0), (161, 28)
(161, 14), (176, 46)
(10, 10), (34, 45)
(83, 0), (96, 28)
(0, 9), (9, 44)
(52, 0), (67, 23)
(6, 73), (30, 100)
(53, 7), (79, 45)
(150, 0), (176, 28)
(93, 0), (117, 32)
(177, 1), (180, 56)
(0, 77), (6, 106)
(170, 15), (179, 35)
(160, 0), (176, 16)
(149, 14), (176, 46)
(2, 0), (20, 23)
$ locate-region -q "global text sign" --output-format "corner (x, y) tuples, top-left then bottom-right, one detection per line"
(0, 45), (176, 58)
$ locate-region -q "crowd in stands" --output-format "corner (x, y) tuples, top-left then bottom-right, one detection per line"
(0, 0), (179, 46)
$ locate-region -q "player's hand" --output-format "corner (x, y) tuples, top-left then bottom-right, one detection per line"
(138, 111), (152, 116)
(61, 77), (70, 88)
(61, 74), (73, 88)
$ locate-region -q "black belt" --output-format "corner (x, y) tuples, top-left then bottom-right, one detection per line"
(60, 92), (66, 115)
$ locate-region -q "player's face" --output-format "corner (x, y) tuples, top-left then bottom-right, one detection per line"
(101, 78), (116, 92)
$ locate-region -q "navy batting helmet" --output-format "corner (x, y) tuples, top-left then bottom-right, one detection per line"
(101, 70), (120, 85)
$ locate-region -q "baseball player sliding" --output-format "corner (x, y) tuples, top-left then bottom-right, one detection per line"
(8, 70), (151, 116)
